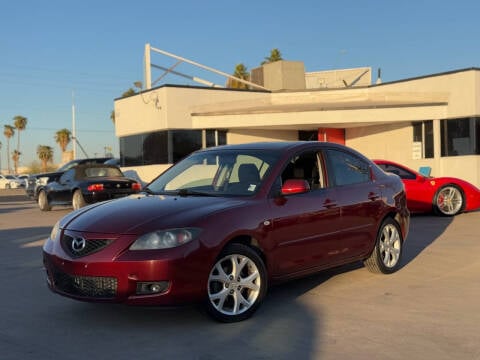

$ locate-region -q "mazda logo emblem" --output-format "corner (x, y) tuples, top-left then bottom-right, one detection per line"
(71, 237), (86, 252)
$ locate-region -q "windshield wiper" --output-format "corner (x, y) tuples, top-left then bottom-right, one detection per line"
(176, 189), (218, 197)
(142, 187), (156, 195)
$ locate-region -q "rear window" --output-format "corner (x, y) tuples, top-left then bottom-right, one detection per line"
(84, 167), (123, 178)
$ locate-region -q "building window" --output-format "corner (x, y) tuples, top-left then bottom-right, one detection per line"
(120, 129), (226, 166)
(412, 121), (433, 158)
(206, 130), (227, 148)
(441, 117), (480, 156)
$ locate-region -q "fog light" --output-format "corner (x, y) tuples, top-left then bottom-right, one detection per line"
(136, 281), (169, 295)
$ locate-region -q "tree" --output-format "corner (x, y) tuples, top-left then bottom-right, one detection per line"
(13, 115), (27, 161)
(37, 145), (54, 172)
(12, 150), (21, 174)
(261, 48), (283, 65)
(121, 88), (136, 97)
(3, 125), (15, 174)
(110, 110), (116, 124)
(227, 64), (250, 89)
(54, 128), (72, 153)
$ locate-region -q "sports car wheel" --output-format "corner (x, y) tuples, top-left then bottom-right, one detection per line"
(206, 243), (267, 322)
(364, 218), (403, 274)
(38, 190), (51, 211)
(434, 185), (464, 216)
(72, 190), (86, 210)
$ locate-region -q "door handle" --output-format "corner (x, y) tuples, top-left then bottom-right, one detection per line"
(368, 192), (380, 201)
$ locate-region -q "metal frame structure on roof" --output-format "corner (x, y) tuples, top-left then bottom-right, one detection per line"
(143, 43), (268, 91)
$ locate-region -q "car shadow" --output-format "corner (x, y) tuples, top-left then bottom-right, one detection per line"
(399, 213), (454, 268)
(59, 294), (319, 359)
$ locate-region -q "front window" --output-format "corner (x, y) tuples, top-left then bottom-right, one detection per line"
(146, 149), (280, 196)
(120, 129), (227, 166)
(441, 117), (480, 156)
(412, 121), (433, 158)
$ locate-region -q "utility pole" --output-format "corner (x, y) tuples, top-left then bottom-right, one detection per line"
(72, 91), (77, 159)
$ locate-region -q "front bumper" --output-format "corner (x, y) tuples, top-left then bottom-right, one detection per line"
(42, 232), (208, 306)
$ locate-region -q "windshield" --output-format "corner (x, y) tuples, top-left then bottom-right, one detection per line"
(146, 149), (280, 196)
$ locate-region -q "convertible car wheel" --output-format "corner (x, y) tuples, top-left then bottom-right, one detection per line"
(72, 190), (86, 210)
(364, 218), (403, 274)
(434, 185), (464, 216)
(206, 243), (267, 323)
(38, 190), (51, 211)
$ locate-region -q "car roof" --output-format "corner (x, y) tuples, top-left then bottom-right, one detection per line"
(199, 141), (350, 152)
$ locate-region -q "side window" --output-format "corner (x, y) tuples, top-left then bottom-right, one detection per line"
(376, 163), (416, 180)
(326, 149), (370, 186)
(280, 151), (325, 190)
(60, 169), (75, 183)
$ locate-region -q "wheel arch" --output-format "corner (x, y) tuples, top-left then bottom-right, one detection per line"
(219, 235), (268, 270)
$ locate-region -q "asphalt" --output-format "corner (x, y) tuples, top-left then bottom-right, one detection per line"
(0, 188), (479, 360)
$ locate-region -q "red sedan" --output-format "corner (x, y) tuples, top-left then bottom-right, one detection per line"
(374, 160), (480, 216)
(43, 142), (409, 322)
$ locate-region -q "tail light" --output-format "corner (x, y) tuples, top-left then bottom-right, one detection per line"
(132, 182), (142, 191)
(87, 184), (104, 192)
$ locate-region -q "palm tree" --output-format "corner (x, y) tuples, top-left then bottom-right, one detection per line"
(227, 64), (250, 89)
(13, 115), (27, 158)
(3, 125), (15, 174)
(12, 150), (21, 174)
(54, 128), (72, 153)
(37, 145), (54, 172)
(261, 48), (283, 65)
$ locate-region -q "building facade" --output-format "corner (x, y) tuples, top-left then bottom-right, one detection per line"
(114, 62), (480, 187)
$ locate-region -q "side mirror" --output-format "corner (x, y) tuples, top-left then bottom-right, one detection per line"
(281, 179), (310, 195)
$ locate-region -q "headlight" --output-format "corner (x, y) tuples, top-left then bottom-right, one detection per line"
(37, 177), (49, 186)
(50, 221), (60, 242)
(130, 228), (201, 250)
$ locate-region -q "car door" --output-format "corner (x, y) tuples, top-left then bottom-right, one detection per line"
(325, 149), (384, 260)
(47, 169), (75, 204)
(268, 150), (345, 277)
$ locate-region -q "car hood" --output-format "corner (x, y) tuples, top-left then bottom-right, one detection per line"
(62, 193), (246, 235)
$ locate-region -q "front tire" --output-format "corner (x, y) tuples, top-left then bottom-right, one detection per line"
(38, 190), (51, 211)
(205, 243), (267, 323)
(364, 218), (403, 274)
(72, 190), (86, 210)
(433, 185), (464, 216)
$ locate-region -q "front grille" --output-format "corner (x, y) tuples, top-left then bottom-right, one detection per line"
(61, 235), (112, 258)
(52, 267), (117, 299)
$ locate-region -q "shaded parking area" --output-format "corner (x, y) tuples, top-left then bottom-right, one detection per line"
(0, 189), (479, 359)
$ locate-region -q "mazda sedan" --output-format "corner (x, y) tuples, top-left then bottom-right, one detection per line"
(43, 142), (409, 322)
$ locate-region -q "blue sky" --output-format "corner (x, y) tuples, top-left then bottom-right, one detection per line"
(1, 0), (479, 169)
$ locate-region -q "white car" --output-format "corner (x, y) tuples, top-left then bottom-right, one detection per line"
(0, 174), (20, 189)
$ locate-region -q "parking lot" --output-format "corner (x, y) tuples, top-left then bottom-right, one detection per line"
(1, 188), (479, 360)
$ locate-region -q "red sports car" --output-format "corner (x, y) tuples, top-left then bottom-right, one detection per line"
(43, 142), (409, 322)
(374, 160), (480, 216)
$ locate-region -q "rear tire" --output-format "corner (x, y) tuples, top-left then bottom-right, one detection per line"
(433, 185), (464, 216)
(205, 243), (267, 322)
(364, 218), (403, 274)
(38, 190), (51, 211)
(72, 190), (86, 210)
